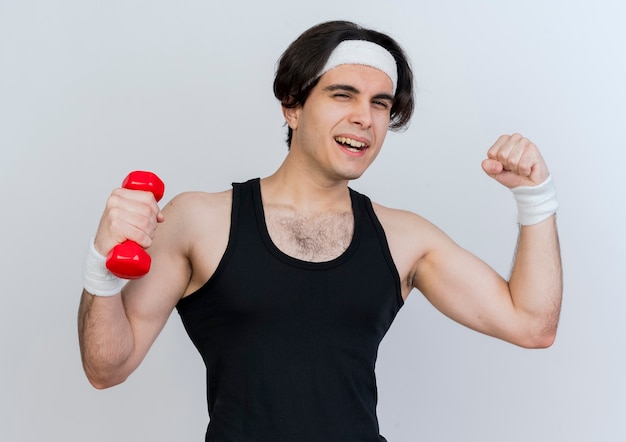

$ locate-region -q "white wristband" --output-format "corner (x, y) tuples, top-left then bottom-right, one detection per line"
(83, 239), (127, 296)
(511, 175), (559, 226)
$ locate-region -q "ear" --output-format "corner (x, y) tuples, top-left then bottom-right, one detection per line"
(282, 105), (301, 130)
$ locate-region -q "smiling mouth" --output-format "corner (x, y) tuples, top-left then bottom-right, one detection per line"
(335, 136), (368, 152)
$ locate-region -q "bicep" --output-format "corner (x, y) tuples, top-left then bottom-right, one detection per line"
(119, 200), (193, 368)
(414, 234), (521, 342)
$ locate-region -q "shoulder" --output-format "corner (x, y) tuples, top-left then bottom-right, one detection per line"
(157, 189), (234, 296)
(370, 200), (444, 243)
(369, 201), (457, 294)
(160, 188), (231, 226)
(155, 188), (233, 252)
(164, 188), (232, 214)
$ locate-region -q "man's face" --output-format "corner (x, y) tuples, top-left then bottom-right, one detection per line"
(284, 64), (394, 183)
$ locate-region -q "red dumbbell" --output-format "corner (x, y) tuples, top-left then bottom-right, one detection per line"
(105, 171), (165, 279)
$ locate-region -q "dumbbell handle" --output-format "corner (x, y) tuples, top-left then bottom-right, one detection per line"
(105, 171), (165, 279)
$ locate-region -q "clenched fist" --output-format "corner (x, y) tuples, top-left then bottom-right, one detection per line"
(481, 133), (550, 189)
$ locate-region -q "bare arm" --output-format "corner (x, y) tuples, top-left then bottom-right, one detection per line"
(78, 189), (193, 389)
(508, 216), (562, 345)
(409, 134), (562, 347)
(78, 291), (134, 389)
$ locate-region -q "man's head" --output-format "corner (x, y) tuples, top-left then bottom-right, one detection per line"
(273, 20), (415, 147)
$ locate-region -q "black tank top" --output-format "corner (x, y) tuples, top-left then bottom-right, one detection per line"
(176, 178), (403, 442)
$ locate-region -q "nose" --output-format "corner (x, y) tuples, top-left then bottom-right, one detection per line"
(349, 99), (373, 128)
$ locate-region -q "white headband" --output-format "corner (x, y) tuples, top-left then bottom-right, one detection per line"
(317, 40), (398, 93)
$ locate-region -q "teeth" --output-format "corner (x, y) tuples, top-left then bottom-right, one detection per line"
(335, 137), (366, 149)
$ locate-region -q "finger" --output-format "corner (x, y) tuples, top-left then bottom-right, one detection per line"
(481, 158), (503, 178)
(99, 190), (161, 249)
(503, 136), (544, 181)
(490, 134), (535, 176)
(104, 206), (158, 249)
(514, 145), (536, 178)
(503, 137), (529, 176)
(109, 188), (161, 220)
(482, 158), (524, 188)
(487, 134), (512, 160)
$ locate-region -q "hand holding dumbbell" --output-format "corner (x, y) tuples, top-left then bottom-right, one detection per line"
(105, 171), (165, 279)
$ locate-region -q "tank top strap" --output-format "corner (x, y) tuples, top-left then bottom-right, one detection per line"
(349, 187), (404, 309)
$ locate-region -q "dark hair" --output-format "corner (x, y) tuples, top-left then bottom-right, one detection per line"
(273, 20), (415, 146)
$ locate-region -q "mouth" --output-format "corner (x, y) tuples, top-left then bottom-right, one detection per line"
(334, 136), (369, 152)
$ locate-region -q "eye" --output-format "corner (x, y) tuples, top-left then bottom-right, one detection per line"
(333, 92), (351, 99)
(372, 100), (391, 110)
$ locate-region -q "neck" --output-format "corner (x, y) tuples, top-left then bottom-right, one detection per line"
(262, 155), (352, 212)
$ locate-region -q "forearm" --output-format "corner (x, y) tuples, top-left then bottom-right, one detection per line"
(508, 215), (563, 347)
(78, 290), (135, 388)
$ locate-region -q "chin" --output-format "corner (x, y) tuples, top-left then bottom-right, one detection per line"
(329, 161), (371, 182)
(339, 170), (367, 181)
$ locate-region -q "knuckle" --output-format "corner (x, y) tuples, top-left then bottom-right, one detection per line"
(105, 193), (121, 210)
(138, 235), (152, 249)
(496, 150), (509, 162)
(138, 216), (154, 233)
(107, 214), (125, 235)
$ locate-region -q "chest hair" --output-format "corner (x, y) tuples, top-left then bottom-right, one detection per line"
(266, 210), (354, 262)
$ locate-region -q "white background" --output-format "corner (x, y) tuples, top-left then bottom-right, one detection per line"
(1, 1), (624, 441)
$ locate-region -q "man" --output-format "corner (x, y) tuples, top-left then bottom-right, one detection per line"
(78, 20), (562, 442)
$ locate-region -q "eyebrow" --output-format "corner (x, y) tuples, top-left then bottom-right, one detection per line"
(323, 84), (394, 102)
